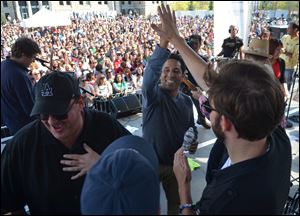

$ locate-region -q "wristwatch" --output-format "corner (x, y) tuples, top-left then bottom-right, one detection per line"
(179, 203), (194, 214)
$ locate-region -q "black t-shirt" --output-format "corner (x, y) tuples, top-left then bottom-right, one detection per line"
(194, 126), (291, 214)
(1, 108), (131, 214)
(221, 37), (243, 58)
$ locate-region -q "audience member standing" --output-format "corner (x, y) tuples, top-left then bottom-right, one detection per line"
(280, 22), (299, 91)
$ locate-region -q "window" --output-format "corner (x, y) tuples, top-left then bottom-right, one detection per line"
(59, 1), (64, 5)
(156, 1), (159, 3)
(128, 1), (131, 4)
(121, 1), (124, 5)
(19, 1), (27, 6)
(32, 7), (39, 14)
(66, 1), (71, 5)
(31, 1), (38, 6)
(79, 1), (84, 5)
(3, 1), (8, 7)
(98, 1), (102, 4)
(86, 1), (90, 5)
(42, 1), (49, 6)
(104, 1), (107, 4)
(152, 1), (155, 4)
(31, 1), (39, 14)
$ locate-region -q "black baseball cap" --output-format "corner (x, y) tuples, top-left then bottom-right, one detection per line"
(30, 72), (81, 116)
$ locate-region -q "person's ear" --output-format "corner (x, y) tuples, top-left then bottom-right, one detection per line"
(220, 115), (233, 132)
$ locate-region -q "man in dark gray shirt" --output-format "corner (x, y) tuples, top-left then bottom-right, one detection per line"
(142, 36), (197, 214)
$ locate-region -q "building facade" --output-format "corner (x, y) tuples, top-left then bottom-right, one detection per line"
(1, 1), (170, 21)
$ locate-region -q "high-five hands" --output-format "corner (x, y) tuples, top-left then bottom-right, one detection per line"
(150, 4), (180, 43)
(60, 143), (100, 180)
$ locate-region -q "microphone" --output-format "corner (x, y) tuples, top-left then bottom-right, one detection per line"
(35, 57), (50, 64)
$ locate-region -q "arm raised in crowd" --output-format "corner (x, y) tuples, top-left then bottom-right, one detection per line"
(151, 4), (209, 91)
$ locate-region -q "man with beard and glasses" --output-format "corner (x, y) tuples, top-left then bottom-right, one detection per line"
(152, 4), (291, 214)
(142, 19), (198, 215)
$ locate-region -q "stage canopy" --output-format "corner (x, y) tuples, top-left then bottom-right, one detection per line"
(20, 7), (71, 28)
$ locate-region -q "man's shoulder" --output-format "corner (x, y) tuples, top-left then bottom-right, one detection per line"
(270, 126), (290, 146)
(85, 108), (118, 126)
(3, 120), (41, 151)
(14, 120), (41, 136)
(178, 91), (193, 105)
(1, 59), (14, 70)
(292, 35), (299, 44)
(151, 45), (170, 59)
(281, 34), (290, 42)
(84, 108), (130, 136)
(237, 37), (243, 42)
(224, 37), (231, 42)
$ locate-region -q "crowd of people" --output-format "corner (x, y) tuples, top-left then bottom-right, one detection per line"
(1, 4), (299, 215)
(1, 13), (214, 103)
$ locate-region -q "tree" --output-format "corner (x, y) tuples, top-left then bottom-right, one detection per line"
(1, 12), (7, 25)
(209, 1), (213, 10)
(170, 2), (189, 11)
(170, 1), (212, 11)
(259, 1), (299, 10)
(188, 1), (193, 11)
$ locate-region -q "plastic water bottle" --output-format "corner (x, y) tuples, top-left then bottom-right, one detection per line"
(182, 127), (196, 154)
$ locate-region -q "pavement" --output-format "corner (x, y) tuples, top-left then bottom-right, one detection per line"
(118, 94), (299, 215)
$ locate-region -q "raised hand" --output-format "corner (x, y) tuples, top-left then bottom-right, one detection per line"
(60, 143), (100, 180)
(151, 4), (180, 44)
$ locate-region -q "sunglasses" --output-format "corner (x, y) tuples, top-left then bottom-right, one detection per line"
(200, 103), (218, 114)
(40, 99), (77, 121)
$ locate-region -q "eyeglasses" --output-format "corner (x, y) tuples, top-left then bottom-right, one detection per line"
(200, 103), (219, 114)
(40, 99), (77, 121)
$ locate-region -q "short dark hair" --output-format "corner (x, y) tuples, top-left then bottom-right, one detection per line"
(11, 37), (41, 58)
(167, 53), (186, 73)
(289, 22), (299, 31)
(85, 72), (93, 81)
(189, 34), (202, 45)
(208, 60), (285, 141)
(96, 63), (103, 72)
(269, 39), (281, 55)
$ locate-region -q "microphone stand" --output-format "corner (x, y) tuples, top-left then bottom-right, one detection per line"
(38, 60), (95, 96)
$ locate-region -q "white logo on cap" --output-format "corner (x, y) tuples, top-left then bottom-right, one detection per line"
(41, 83), (53, 97)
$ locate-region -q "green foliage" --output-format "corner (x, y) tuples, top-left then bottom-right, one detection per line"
(188, 1), (193, 11)
(259, 1), (299, 10)
(170, 2), (189, 11)
(209, 1), (213, 10)
(1, 12), (7, 25)
(170, 1), (213, 11)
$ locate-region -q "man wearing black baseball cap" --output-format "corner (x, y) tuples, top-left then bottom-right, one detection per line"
(1, 72), (131, 214)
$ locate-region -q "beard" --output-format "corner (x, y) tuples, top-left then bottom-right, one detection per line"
(212, 114), (225, 140)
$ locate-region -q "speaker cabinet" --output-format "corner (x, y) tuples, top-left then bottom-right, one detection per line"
(110, 94), (141, 118)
